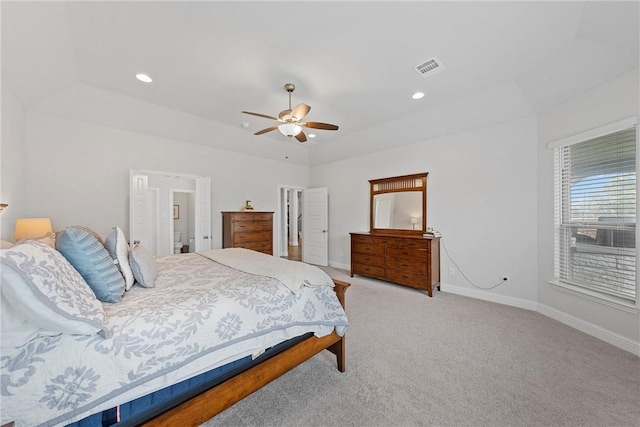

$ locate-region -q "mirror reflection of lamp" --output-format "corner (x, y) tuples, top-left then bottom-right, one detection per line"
(410, 217), (419, 230)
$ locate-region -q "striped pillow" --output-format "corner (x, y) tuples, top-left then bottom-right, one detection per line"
(56, 226), (125, 303)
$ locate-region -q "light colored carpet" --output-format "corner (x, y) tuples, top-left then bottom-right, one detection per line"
(203, 267), (640, 427)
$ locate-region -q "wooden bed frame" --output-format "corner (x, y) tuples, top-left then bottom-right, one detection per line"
(141, 279), (350, 427)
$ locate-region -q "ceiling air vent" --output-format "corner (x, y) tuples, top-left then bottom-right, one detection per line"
(413, 57), (444, 79)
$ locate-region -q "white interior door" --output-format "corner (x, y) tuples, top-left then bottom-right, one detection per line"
(302, 187), (328, 266)
(129, 172), (149, 247)
(195, 176), (212, 251)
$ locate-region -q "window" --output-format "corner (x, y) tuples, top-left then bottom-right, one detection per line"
(552, 118), (638, 305)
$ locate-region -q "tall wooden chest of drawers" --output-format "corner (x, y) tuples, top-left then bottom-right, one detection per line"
(350, 232), (440, 296)
(222, 211), (274, 255)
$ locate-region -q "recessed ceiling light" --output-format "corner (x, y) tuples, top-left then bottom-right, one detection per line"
(308, 134), (316, 138)
(136, 73), (152, 83)
(412, 92), (424, 100)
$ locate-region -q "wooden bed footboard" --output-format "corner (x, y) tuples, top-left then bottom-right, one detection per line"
(142, 279), (350, 427)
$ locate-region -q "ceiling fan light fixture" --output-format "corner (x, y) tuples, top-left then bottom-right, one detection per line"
(278, 123), (302, 137)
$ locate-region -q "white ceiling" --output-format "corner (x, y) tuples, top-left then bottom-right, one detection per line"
(2, 1), (638, 164)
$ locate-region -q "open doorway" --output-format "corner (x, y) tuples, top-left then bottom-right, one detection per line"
(170, 190), (196, 254)
(129, 170), (212, 256)
(278, 186), (303, 261)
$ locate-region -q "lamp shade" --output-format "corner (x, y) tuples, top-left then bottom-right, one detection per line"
(14, 218), (53, 241)
(410, 217), (419, 225)
(278, 123), (302, 137)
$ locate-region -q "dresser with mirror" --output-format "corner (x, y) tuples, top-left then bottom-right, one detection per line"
(350, 173), (441, 296)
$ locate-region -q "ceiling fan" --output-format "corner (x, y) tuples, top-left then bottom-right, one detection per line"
(242, 83), (339, 143)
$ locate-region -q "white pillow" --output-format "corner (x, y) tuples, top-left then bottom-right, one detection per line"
(1, 288), (59, 347)
(16, 231), (56, 248)
(104, 226), (135, 290)
(0, 241), (109, 341)
(129, 245), (158, 288)
(0, 240), (14, 249)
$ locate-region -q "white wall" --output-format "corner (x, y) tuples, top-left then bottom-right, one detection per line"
(537, 68), (640, 350)
(312, 115), (539, 307)
(23, 112), (310, 244)
(1, 82), (27, 240)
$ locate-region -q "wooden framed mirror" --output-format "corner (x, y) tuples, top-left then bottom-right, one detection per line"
(369, 172), (427, 235)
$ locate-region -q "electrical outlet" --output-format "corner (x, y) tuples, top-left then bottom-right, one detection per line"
(449, 267), (455, 276)
(502, 276), (509, 283)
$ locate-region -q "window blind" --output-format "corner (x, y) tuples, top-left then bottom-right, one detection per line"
(553, 126), (637, 302)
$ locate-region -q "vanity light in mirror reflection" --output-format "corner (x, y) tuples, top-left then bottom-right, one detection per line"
(373, 192), (422, 230)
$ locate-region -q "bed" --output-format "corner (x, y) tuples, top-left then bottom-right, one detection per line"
(0, 228), (349, 427)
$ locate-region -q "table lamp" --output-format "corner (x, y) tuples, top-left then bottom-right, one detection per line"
(14, 218), (53, 241)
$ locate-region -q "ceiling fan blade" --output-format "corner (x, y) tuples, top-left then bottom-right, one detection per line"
(295, 130), (307, 143)
(303, 121), (339, 131)
(254, 126), (279, 135)
(242, 111), (280, 121)
(291, 103), (311, 120)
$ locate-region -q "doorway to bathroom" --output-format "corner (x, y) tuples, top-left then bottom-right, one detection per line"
(129, 169), (212, 256)
(170, 190), (196, 254)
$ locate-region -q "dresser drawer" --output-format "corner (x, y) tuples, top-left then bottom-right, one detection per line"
(232, 212), (273, 222)
(233, 221), (271, 232)
(351, 234), (375, 245)
(352, 252), (385, 267)
(372, 237), (398, 246)
(234, 230), (272, 244)
(387, 247), (427, 261)
(386, 270), (428, 289)
(387, 257), (427, 275)
(397, 239), (429, 250)
(352, 242), (385, 257)
(352, 263), (385, 278)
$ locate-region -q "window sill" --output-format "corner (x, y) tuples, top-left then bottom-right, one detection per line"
(548, 280), (639, 314)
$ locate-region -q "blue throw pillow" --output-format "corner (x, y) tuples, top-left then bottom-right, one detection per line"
(56, 226), (125, 303)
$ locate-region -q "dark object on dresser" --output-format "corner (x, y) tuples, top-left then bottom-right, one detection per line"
(222, 211), (274, 255)
(350, 232), (441, 296)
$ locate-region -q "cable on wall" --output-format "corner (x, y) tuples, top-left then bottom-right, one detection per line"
(439, 235), (507, 290)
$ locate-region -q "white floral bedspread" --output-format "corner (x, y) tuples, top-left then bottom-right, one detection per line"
(200, 248), (335, 293)
(1, 252), (348, 427)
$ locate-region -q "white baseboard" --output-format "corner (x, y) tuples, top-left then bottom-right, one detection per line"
(441, 282), (538, 311)
(538, 303), (640, 357)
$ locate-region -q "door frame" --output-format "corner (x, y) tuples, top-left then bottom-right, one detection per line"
(130, 169), (210, 255)
(277, 185), (305, 258)
(169, 189), (196, 254)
